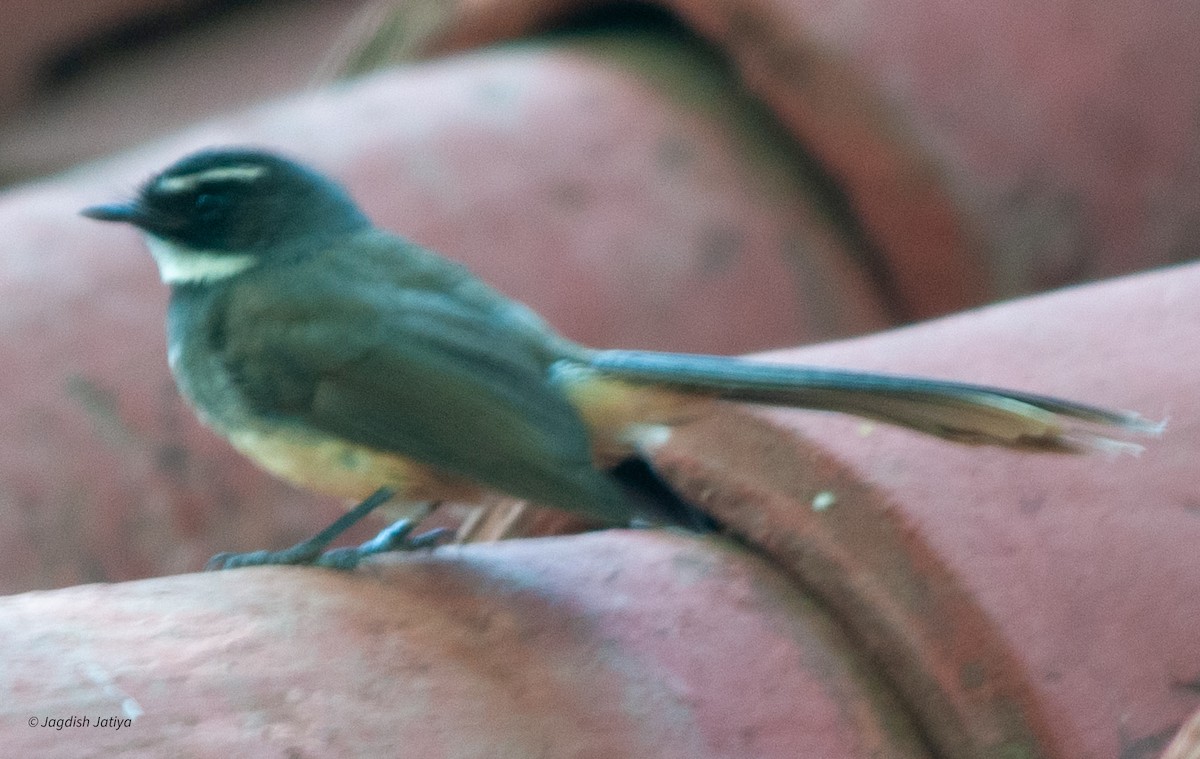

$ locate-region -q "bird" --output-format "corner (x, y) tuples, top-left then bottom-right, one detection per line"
(81, 147), (1161, 569)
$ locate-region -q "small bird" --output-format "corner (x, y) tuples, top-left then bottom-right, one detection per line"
(82, 148), (1160, 569)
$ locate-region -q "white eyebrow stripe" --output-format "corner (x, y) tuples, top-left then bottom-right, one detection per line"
(157, 164), (268, 193)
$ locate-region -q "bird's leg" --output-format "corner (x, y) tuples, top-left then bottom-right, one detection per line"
(312, 505), (449, 570)
(205, 488), (447, 571)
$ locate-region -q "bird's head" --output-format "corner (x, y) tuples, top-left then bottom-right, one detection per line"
(83, 147), (370, 284)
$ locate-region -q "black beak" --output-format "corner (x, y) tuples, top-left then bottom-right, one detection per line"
(80, 202), (143, 225)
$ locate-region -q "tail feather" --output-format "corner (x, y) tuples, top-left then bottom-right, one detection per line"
(583, 350), (1163, 453)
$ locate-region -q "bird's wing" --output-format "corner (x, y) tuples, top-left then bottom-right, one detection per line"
(217, 246), (631, 522)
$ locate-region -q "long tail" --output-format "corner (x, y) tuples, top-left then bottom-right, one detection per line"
(583, 350), (1163, 453)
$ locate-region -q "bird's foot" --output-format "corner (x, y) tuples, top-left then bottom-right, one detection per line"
(307, 521), (452, 570)
(204, 488), (447, 571)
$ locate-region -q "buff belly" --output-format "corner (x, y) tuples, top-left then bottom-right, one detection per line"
(224, 425), (483, 519)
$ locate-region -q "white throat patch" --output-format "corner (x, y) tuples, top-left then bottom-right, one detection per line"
(145, 235), (257, 285)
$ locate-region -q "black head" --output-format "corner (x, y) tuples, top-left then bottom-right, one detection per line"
(82, 148), (371, 252)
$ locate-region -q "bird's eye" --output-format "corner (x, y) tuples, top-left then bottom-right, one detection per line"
(192, 192), (234, 222)
(195, 193), (222, 211)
